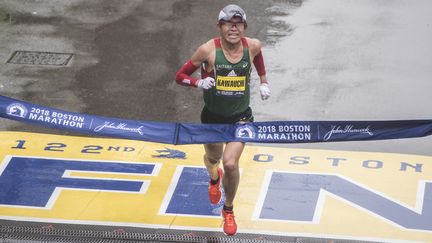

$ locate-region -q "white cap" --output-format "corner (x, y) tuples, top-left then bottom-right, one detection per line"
(218, 4), (247, 23)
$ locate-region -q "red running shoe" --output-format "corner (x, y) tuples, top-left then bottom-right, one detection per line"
(208, 167), (223, 205)
(222, 209), (237, 236)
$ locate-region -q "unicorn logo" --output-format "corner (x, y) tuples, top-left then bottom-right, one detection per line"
(236, 124), (255, 139)
(153, 148), (186, 159)
(6, 103), (28, 118)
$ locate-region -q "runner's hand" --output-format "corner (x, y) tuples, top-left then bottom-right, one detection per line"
(196, 77), (215, 90)
(259, 83), (270, 100)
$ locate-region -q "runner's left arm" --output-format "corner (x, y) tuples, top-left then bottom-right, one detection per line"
(251, 39), (270, 100)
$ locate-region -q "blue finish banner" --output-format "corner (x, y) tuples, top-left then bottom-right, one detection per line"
(1, 95), (431, 144)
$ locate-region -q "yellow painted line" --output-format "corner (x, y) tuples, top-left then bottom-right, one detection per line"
(0, 131), (430, 242)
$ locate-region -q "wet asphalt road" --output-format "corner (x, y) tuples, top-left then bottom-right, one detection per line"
(0, 0), (288, 126)
(0, 0), (431, 155)
(0, 0), (283, 119)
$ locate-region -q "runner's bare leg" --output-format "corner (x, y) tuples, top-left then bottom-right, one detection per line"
(204, 143), (223, 180)
(221, 141), (245, 207)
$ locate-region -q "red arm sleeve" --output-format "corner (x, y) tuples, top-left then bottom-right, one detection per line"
(253, 51), (266, 76)
(175, 60), (199, 87)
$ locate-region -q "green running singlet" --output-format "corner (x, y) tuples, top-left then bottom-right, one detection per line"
(201, 37), (252, 117)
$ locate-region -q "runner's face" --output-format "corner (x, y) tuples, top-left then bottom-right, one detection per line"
(219, 17), (245, 44)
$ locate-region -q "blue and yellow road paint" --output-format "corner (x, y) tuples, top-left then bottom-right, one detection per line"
(0, 131), (431, 242)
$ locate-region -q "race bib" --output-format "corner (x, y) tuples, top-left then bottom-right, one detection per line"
(216, 75), (246, 96)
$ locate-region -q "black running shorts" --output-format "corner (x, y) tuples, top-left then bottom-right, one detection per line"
(201, 106), (254, 124)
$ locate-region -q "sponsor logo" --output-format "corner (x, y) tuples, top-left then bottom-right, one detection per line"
(227, 70), (237, 77)
(6, 103), (28, 118)
(241, 61), (248, 68)
(94, 122), (144, 135)
(216, 64), (233, 69)
(324, 125), (373, 141)
(236, 124), (256, 139)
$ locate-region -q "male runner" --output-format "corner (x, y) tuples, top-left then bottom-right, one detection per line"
(175, 4), (270, 235)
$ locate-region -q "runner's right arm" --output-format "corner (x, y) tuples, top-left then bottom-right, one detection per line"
(175, 42), (214, 89)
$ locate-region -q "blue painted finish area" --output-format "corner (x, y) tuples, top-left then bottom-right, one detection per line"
(0, 132), (431, 242)
(260, 172), (432, 231)
(0, 157), (155, 207)
(165, 167), (223, 216)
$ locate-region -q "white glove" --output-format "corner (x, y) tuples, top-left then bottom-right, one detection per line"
(259, 83), (271, 100)
(196, 77), (215, 90)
